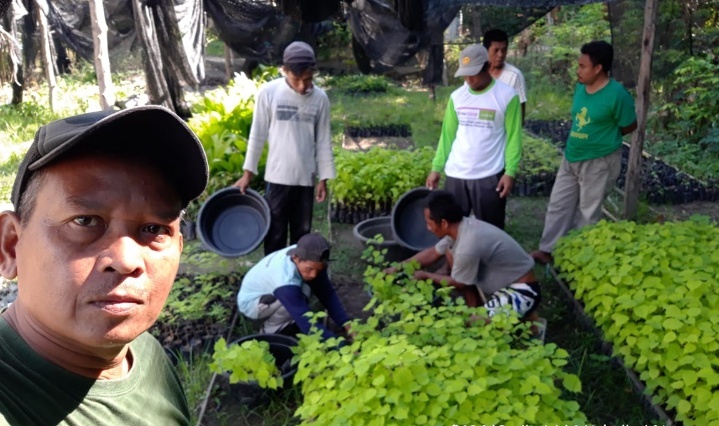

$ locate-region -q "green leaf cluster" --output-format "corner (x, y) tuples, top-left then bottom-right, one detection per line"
(186, 72), (276, 217)
(330, 147), (435, 209)
(210, 338), (283, 389)
(292, 253), (586, 424)
(324, 74), (392, 95)
(518, 134), (562, 178)
(159, 273), (237, 324)
(554, 217), (719, 424)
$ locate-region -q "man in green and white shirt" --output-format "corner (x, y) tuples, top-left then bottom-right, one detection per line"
(426, 44), (522, 230)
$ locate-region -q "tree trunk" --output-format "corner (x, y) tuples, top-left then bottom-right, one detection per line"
(35, 0), (55, 111)
(3, 6), (24, 104)
(88, 0), (115, 110)
(623, 0), (658, 220)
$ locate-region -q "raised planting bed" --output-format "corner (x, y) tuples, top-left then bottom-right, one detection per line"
(554, 218), (719, 425)
(344, 123), (412, 138)
(547, 267), (674, 425)
(150, 272), (242, 362)
(525, 119), (719, 205)
(330, 147), (434, 225)
(293, 262), (587, 425)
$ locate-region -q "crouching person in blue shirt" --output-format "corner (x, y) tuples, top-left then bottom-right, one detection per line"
(237, 233), (352, 339)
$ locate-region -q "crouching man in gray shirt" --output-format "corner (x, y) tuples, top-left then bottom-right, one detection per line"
(387, 190), (540, 318)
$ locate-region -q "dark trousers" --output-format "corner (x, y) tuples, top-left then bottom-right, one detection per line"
(264, 183), (314, 255)
(445, 172), (506, 229)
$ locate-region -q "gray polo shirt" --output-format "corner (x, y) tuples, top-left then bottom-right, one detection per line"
(435, 217), (534, 295)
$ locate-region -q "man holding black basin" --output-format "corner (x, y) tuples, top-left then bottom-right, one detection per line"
(234, 41), (335, 256)
(237, 233), (352, 340)
(386, 191), (540, 320)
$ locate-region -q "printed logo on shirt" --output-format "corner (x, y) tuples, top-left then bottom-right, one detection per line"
(571, 106), (591, 139)
(457, 107), (495, 129)
(276, 104), (299, 121)
(478, 109), (496, 121)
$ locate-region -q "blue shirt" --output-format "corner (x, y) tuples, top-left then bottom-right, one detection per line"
(237, 245), (349, 339)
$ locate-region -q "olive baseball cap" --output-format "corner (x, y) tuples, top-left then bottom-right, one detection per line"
(11, 105), (209, 209)
(454, 44), (489, 77)
(287, 233), (332, 263)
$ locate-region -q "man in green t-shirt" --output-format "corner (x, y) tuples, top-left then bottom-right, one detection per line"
(530, 41), (637, 264)
(0, 107), (209, 425)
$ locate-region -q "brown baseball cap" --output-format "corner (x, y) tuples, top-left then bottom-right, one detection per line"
(11, 105), (209, 209)
(287, 233), (332, 262)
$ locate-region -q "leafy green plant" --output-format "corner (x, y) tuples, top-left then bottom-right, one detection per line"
(186, 71), (275, 218)
(330, 147), (434, 210)
(554, 217), (719, 424)
(210, 338), (284, 389)
(324, 74), (392, 94)
(159, 273), (237, 325)
(292, 248), (586, 425)
(519, 134), (563, 177)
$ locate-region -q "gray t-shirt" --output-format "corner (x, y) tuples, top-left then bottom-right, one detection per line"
(435, 217), (534, 295)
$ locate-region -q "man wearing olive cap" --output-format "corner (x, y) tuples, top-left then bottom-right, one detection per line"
(235, 41), (336, 256)
(0, 106), (209, 425)
(426, 44), (522, 230)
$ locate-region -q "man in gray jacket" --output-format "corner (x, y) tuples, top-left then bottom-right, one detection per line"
(235, 41), (335, 255)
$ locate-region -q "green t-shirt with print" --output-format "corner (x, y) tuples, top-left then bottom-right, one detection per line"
(0, 317), (190, 426)
(564, 79), (636, 162)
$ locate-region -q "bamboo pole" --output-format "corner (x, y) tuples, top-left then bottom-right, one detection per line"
(623, 0), (658, 219)
(224, 44), (233, 83)
(88, 0), (115, 110)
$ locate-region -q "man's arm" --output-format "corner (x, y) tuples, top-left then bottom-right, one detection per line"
(413, 270), (465, 289)
(429, 98), (458, 176)
(385, 247), (444, 275)
(621, 121), (638, 135)
(498, 95), (522, 198)
(315, 95), (336, 182)
(309, 271), (350, 329)
(242, 88), (271, 176)
(273, 285), (336, 340)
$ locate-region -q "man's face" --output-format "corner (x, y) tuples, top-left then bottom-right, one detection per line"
(577, 53), (603, 85)
(285, 68), (314, 95)
(423, 208), (447, 238)
(292, 257), (326, 282)
(487, 41), (508, 69)
(9, 154), (183, 350)
(464, 72), (488, 91)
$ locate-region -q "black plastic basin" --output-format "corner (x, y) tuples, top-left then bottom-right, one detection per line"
(353, 216), (417, 263)
(197, 187), (270, 257)
(391, 188), (439, 251)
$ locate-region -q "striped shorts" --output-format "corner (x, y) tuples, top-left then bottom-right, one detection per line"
(484, 281), (541, 317)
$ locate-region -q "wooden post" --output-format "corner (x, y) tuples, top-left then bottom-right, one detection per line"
(35, 0), (55, 111)
(623, 0), (657, 220)
(224, 43), (233, 82)
(88, 0), (115, 110)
